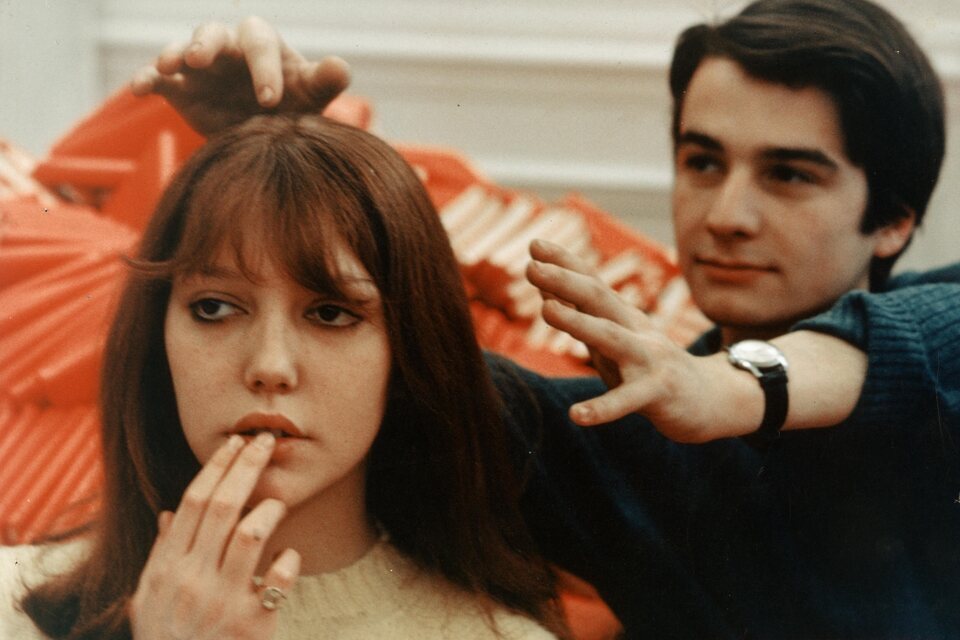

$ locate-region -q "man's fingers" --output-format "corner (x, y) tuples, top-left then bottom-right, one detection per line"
(237, 16), (285, 106)
(540, 297), (644, 362)
(530, 238), (597, 275)
(184, 22), (235, 68)
(528, 258), (604, 310)
(133, 69), (188, 100)
(302, 56), (352, 106)
(130, 65), (161, 96)
(570, 383), (653, 426)
(156, 40), (189, 75)
(528, 252), (643, 330)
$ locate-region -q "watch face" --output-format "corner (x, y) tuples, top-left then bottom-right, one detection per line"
(730, 340), (784, 368)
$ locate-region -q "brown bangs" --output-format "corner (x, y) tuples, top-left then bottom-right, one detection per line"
(130, 118), (388, 300)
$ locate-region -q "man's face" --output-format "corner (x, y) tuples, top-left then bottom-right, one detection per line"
(672, 57), (893, 343)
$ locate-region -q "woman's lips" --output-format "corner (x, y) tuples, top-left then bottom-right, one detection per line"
(228, 413), (305, 440)
(226, 414), (309, 464)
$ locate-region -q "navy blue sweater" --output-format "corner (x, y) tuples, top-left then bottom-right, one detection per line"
(493, 272), (960, 639)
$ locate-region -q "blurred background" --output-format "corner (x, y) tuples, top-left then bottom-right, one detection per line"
(2, 0), (958, 271)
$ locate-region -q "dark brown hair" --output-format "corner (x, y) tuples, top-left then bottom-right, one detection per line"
(22, 116), (565, 638)
(669, 0), (945, 287)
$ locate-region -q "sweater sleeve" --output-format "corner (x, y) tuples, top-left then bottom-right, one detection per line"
(793, 283), (960, 431)
(485, 353), (735, 638)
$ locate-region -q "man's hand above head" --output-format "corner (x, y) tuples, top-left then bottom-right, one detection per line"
(130, 17), (350, 137)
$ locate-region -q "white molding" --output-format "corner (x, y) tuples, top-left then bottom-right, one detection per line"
(480, 158), (671, 194)
(98, 1), (960, 76)
(93, 0), (960, 269)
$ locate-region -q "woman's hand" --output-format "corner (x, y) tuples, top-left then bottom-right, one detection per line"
(130, 433), (301, 639)
(526, 239), (762, 443)
(130, 17), (350, 136)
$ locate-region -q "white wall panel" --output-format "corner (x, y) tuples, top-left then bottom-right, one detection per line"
(5, 0), (960, 266)
(0, 0), (99, 156)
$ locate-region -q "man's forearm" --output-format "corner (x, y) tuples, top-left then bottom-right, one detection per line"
(794, 283), (960, 430)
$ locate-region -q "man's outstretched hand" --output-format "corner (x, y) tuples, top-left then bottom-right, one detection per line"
(130, 17), (350, 136)
(526, 239), (867, 442)
(525, 239), (751, 442)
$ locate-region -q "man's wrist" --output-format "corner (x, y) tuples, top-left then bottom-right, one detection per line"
(703, 353), (767, 440)
(726, 340), (790, 443)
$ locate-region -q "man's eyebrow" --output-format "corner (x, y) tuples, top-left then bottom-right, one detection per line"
(675, 131), (723, 151)
(677, 130), (840, 171)
(761, 147), (839, 171)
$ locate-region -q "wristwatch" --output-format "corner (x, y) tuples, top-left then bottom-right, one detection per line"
(725, 340), (789, 441)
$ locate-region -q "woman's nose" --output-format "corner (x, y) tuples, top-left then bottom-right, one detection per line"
(244, 319), (299, 393)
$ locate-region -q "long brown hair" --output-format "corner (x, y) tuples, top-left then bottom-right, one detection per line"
(22, 116), (565, 638)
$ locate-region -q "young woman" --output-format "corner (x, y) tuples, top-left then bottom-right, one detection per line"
(4, 115), (566, 639)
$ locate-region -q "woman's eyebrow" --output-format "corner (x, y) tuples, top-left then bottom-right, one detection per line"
(199, 265), (242, 278)
(180, 264), (245, 281)
(336, 276), (380, 297)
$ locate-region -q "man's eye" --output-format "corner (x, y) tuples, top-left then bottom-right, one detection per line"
(682, 154), (722, 174)
(768, 164), (815, 184)
(189, 298), (239, 322)
(307, 304), (362, 328)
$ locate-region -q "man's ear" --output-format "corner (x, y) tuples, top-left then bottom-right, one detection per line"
(873, 208), (917, 258)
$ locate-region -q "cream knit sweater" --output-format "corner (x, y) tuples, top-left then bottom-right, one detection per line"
(1, 538), (555, 639)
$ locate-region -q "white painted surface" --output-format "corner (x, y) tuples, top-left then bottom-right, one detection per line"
(2, 0), (957, 269)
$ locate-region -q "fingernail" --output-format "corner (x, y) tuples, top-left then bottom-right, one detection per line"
(259, 86), (275, 104)
(254, 432), (276, 450)
(572, 405), (594, 424)
(275, 548), (301, 577)
(226, 434), (244, 450)
(188, 42), (202, 53)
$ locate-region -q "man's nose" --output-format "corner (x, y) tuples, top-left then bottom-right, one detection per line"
(705, 168), (761, 237)
(244, 318), (299, 394)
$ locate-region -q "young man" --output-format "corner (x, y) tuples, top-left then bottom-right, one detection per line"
(522, 2), (960, 637)
(133, 1), (960, 636)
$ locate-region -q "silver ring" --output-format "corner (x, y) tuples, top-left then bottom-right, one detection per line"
(260, 585), (286, 611)
(252, 576), (286, 611)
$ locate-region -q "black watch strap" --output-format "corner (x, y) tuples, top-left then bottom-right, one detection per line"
(726, 340), (790, 445)
(756, 366), (789, 440)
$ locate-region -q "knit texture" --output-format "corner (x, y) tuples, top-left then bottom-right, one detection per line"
(0, 539), (554, 640)
(495, 278), (960, 639)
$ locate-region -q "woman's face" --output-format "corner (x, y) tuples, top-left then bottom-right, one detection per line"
(164, 236), (391, 514)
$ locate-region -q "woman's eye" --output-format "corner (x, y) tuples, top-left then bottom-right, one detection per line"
(307, 304), (362, 328)
(189, 298), (240, 322)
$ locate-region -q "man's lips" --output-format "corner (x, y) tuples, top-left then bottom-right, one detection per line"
(695, 256), (777, 272)
(693, 256), (777, 284)
(228, 413), (305, 439)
